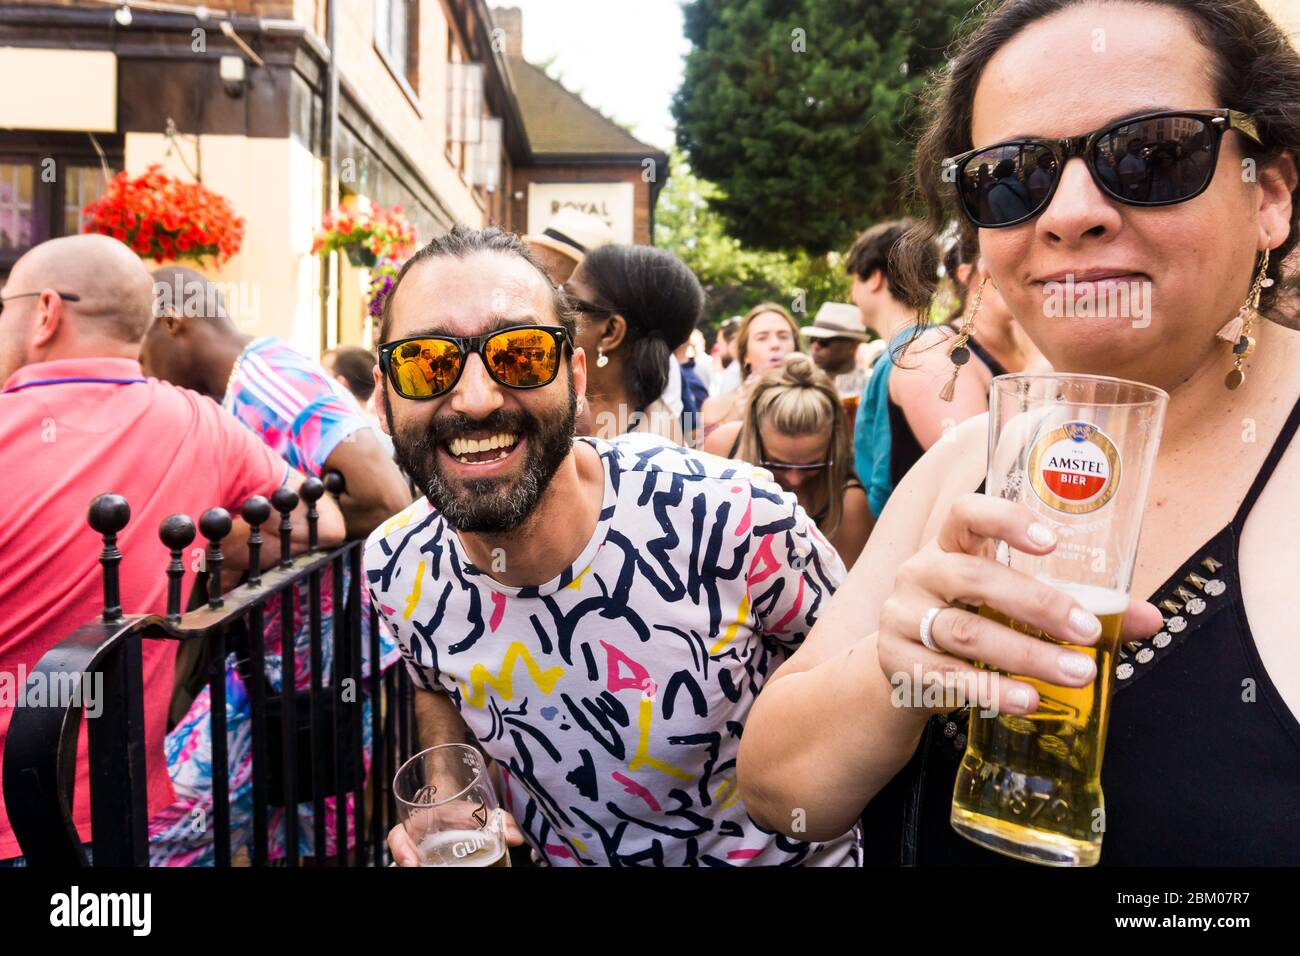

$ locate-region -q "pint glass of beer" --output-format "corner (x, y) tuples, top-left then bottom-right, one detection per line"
(393, 744), (511, 867)
(950, 373), (1167, 866)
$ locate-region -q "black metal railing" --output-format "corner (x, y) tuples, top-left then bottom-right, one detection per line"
(3, 475), (418, 867)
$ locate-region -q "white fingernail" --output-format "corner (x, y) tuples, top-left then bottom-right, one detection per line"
(1027, 522), (1056, 546)
(1007, 687), (1033, 711)
(1058, 650), (1094, 680)
(1069, 607), (1102, 639)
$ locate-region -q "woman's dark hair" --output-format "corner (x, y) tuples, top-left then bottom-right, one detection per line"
(846, 218), (937, 293)
(894, 0), (1300, 327)
(323, 344), (379, 403)
(577, 244), (706, 409)
(942, 229), (982, 322)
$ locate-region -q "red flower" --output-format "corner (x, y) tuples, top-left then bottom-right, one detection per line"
(82, 164), (243, 265)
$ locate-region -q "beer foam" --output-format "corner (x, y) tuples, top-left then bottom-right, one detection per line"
(1040, 579), (1129, 616)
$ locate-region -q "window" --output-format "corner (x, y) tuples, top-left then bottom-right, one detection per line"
(63, 165), (105, 237)
(375, 0), (418, 97)
(0, 134), (122, 276)
(469, 117), (502, 194)
(0, 163), (34, 253)
(445, 61), (484, 147)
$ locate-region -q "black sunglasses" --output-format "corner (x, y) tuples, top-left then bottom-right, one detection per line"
(0, 290), (80, 317)
(378, 325), (571, 401)
(756, 431), (833, 473)
(561, 286), (618, 320)
(945, 109), (1263, 229)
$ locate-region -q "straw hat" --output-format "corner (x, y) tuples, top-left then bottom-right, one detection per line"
(800, 302), (871, 342)
(524, 208), (617, 265)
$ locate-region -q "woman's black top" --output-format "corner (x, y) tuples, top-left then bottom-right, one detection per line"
(861, 395), (1300, 865)
(887, 336), (1008, 491)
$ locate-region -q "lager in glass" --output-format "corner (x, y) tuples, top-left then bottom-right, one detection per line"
(950, 373), (1167, 866)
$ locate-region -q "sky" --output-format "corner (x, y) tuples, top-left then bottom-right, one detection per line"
(499, 0), (690, 152)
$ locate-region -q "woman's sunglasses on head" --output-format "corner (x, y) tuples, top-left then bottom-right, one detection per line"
(946, 109), (1262, 229)
(379, 325), (571, 400)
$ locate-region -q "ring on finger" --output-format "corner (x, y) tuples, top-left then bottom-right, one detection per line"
(919, 606), (946, 653)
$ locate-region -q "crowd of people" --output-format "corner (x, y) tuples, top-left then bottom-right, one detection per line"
(1, 0), (1297, 868)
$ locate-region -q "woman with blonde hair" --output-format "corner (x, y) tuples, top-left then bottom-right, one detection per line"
(704, 354), (870, 567)
(698, 302), (800, 440)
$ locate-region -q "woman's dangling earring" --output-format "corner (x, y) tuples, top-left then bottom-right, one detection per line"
(939, 275), (988, 402)
(596, 348), (609, 369)
(1216, 246), (1272, 390)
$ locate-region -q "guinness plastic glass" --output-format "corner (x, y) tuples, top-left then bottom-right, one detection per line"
(393, 744), (511, 867)
(951, 373), (1167, 866)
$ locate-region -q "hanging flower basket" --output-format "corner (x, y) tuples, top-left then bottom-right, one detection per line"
(312, 201), (417, 267)
(347, 245), (379, 269)
(367, 257), (404, 318)
(82, 164), (245, 266)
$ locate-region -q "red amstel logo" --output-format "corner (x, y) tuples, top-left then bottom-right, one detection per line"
(1028, 421), (1121, 514)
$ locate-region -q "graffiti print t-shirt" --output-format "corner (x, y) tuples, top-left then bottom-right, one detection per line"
(365, 434), (861, 866)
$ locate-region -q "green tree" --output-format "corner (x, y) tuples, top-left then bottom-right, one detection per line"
(673, 0), (976, 255)
(655, 149), (851, 329)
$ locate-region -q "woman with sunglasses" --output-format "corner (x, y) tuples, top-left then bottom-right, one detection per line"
(563, 244), (704, 444)
(736, 0), (1300, 865)
(705, 354), (870, 568)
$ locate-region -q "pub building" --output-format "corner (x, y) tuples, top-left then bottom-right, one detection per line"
(0, 0), (667, 356)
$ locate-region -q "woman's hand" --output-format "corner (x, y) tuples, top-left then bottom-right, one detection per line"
(876, 493), (1163, 715)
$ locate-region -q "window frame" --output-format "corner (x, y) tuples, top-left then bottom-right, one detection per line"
(0, 135), (122, 278)
(374, 0), (421, 113)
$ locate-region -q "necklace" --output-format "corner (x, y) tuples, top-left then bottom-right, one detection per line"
(223, 341), (254, 404)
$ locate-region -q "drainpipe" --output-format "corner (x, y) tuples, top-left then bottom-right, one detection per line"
(319, 0), (339, 351)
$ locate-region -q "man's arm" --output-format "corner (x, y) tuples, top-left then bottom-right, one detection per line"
(222, 468), (346, 576)
(386, 684), (526, 864)
(413, 685), (478, 752)
(323, 429), (412, 539)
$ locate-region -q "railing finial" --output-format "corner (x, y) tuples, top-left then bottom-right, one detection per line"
(87, 494), (130, 622)
(271, 486), (299, 570)
(159, 514), (197, 620)
(323, 470), (346, 498)
(199, 508), (233, 609)
(299, 477), (324, 551)
(241, 496), (272, 585)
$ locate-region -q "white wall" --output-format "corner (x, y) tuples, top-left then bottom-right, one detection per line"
(124, 132), (326, 357)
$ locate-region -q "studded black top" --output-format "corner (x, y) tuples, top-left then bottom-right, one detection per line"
(860, 395), (1300, 865)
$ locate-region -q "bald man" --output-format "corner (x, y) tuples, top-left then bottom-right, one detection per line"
(142, 267), (410, 539)
(0, 235), (343, 864)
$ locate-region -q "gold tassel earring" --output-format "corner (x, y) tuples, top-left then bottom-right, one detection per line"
(939, 275), (988, 402)
(1216, 247), (1272, 390)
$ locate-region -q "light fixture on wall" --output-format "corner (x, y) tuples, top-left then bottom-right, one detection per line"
(219, 55), (247, 97)
(114, 3), (132, 25)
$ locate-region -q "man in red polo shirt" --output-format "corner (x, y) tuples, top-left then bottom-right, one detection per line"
(0, 234), (344, 863)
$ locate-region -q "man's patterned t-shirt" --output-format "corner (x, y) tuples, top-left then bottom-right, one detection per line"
(365, 434), (861, 866)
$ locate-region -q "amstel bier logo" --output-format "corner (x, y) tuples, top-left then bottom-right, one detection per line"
(1028, 420), (1121, 514)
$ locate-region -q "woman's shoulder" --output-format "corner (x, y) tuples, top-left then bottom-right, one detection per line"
(894, 325), (957, 370)
(701, 389), (742, 426)
(702, 419), (743, 457)
(841, 478), (870, 516)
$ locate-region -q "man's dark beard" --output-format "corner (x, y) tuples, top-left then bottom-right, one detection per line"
(386, 375), (577, 534)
